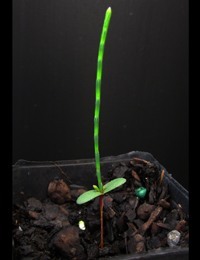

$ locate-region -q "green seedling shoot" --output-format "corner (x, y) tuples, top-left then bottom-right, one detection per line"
(76, 7), (126, 248)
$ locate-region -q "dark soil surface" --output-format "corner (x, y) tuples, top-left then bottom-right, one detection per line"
(12, 158), (189, 259)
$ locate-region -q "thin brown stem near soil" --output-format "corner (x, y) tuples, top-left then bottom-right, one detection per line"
(99, 195), (104, 248)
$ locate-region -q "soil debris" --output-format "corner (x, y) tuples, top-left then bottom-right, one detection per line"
(13, 158), (189, 259)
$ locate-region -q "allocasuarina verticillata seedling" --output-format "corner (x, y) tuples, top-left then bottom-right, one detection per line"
(76, 7), (126, 248)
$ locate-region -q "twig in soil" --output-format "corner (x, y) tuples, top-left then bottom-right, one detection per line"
(131, 170), (141, 182)
(139, 206), (163, 235)
(130, 157), (152, 166)
(158, 184), (169, 201)
(158, 198), (170, 209)
(127, 222), (138, 235)
(158, 169), (165, 186)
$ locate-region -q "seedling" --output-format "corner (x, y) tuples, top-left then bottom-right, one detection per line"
(76, 7), (126, 248)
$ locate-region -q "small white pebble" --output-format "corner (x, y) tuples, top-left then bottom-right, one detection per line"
(18, 226), (23, 232)
(78, 220), (86, 230)
(167, 230), (181, 247)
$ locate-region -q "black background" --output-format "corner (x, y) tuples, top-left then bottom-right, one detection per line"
(12, 0), (188, 189)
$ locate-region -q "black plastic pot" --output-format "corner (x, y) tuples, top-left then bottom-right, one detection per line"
(12, 151), (189, 260)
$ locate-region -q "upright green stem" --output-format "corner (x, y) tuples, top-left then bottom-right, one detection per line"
(94, 7), (112, 192)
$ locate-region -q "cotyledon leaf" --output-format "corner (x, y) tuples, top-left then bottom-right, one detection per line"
(76, 189), (102, 204)
(103, 178), (126, 194)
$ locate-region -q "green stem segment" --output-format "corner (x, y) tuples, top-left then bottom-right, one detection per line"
(94, 7), (112, 192)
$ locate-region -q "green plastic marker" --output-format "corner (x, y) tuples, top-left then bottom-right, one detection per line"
(135, 187), (147, 198)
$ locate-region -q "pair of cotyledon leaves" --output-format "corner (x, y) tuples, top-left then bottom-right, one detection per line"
(76, 177), (126, 204)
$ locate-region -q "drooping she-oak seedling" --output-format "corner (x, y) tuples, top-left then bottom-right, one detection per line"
(76, 7), (126, 248)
